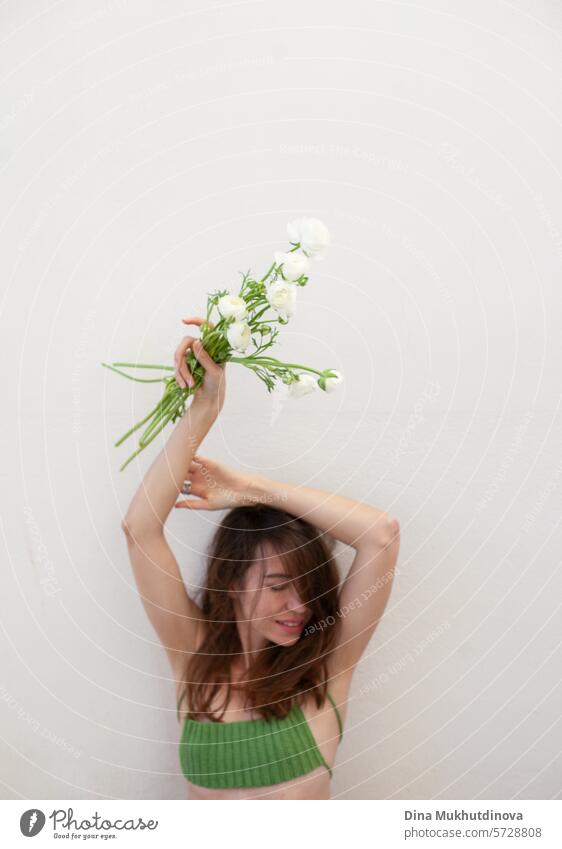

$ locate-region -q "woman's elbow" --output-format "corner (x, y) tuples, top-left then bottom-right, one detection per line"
(369, 513), (400, 545)
(121, 515), (163, 541)
(121, 516), (145, 540)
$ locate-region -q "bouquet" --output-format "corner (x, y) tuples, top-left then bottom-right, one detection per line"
(102, 217), (343, 471)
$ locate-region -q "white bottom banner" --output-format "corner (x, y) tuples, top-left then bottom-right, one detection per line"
(0, 799), (560, 847)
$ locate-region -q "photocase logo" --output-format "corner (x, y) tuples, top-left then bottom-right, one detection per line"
(20, 809), (45, 836)
(19, 806), (159, 837)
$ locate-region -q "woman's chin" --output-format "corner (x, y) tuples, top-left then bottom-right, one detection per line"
(269, 625), (302, 644)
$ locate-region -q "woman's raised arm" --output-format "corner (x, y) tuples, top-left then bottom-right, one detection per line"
(246, 475), (400, 678)
(119, 320), (226, 680)
(122, 320), (226, 538)
(248, 475), (394, 549)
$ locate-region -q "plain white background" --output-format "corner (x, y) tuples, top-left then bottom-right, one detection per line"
(1, 0), (561, 800)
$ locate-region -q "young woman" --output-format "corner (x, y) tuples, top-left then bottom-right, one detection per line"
(121, 317), (401, 800)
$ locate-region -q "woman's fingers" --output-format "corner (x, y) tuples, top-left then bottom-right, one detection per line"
(174, 335), (196, 388)
(182, 316), (215, 330)
(182, 318), (226, 371)
(174, 498), (211, 510)
(192, 339), (220, 372)
(182, 481), (205, 497)
(173, 337), (188, 388)
(177, 319), (225, 388)
(190, 454), (213, 473)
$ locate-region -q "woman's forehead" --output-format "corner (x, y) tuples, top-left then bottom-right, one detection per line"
(251, 539), (286, 567)
(250, 553), (288, 577)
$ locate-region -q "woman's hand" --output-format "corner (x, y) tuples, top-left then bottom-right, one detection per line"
(174, 316), (226, 413)
(174, 454), (259, 511)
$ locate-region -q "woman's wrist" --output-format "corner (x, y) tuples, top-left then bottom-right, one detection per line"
(240, 474), (289, 508)
(179, 394), (219, 450)
(189, 392), (222, 420)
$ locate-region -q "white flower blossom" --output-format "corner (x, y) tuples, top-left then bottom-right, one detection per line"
(226, 320), (252, 352)
(288, 373), (318, 397)
(287, 218), (330, 260)
(273, 250), (310, 282)
(266, 280), (297, 318)
(217, 295), (248, 321)
(324, 370), (344, 392)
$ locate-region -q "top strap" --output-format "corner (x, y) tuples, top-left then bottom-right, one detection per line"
(177, 686), (186, 721)
(326, 690), (344, 741)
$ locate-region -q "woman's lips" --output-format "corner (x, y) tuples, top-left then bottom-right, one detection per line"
(275, 619), (304, 633)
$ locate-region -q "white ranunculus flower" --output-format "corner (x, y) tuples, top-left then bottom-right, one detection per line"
(324, 370), (344, 392)
(217, 294), (248, 320)
(226, 320), (252, 352)
(288, 373), (318, 398)
(287, 218), (330, 260)
(266, 280), (297, 318)
(273, 250), (310, 282)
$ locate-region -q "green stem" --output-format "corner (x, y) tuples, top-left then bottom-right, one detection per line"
(200, 328), (223, 345)
(111, 362), (175, 370)
(138, 407), (176, 449)
(101, 363), (168, 383)
(259, 262), (276, 283)
(230, 356), (323, 376)
(251, 305), (270, 323)
(115, 398), (165, 447)
(139, 391), (181, 446)
(257, 242), (300, 284)
(244, 297), (266, 314)
(120, 445), (146, 472)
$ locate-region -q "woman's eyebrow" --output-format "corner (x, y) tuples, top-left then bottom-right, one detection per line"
(264, 572), (290, 579)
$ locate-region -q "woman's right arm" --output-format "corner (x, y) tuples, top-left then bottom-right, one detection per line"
(122, 322), (225, 537)
(120, 323), (225, 679)
(122, 395), (220, 538)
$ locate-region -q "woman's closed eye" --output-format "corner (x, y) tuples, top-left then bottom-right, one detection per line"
(267, 580), (293, 592)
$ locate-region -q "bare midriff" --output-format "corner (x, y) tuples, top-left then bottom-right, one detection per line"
(186, 765), (331, 800)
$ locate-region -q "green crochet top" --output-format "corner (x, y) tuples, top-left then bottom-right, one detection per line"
(178, 688), (344, 789)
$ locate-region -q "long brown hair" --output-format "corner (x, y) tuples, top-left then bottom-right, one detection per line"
(182, 504), (341, 721)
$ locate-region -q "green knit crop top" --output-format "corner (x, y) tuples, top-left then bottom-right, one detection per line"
(177, 688), (344, 789)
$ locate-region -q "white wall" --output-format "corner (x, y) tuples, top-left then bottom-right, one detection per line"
(1, 0), (561, 800)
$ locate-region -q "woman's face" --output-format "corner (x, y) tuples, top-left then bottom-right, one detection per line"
(232, 546), (312, 647)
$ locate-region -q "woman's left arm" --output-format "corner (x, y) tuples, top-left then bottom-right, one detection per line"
(249, 475), (401, 676)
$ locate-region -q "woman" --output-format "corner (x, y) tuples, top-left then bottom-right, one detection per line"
(121, 316), (401, 800)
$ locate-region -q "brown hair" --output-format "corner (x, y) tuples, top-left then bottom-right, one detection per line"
(182, 504), (341, 721)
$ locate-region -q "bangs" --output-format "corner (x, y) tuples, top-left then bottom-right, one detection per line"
(253, 534), (321, 608)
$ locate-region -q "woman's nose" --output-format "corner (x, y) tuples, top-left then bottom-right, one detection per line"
(285, 590), (308, 613)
